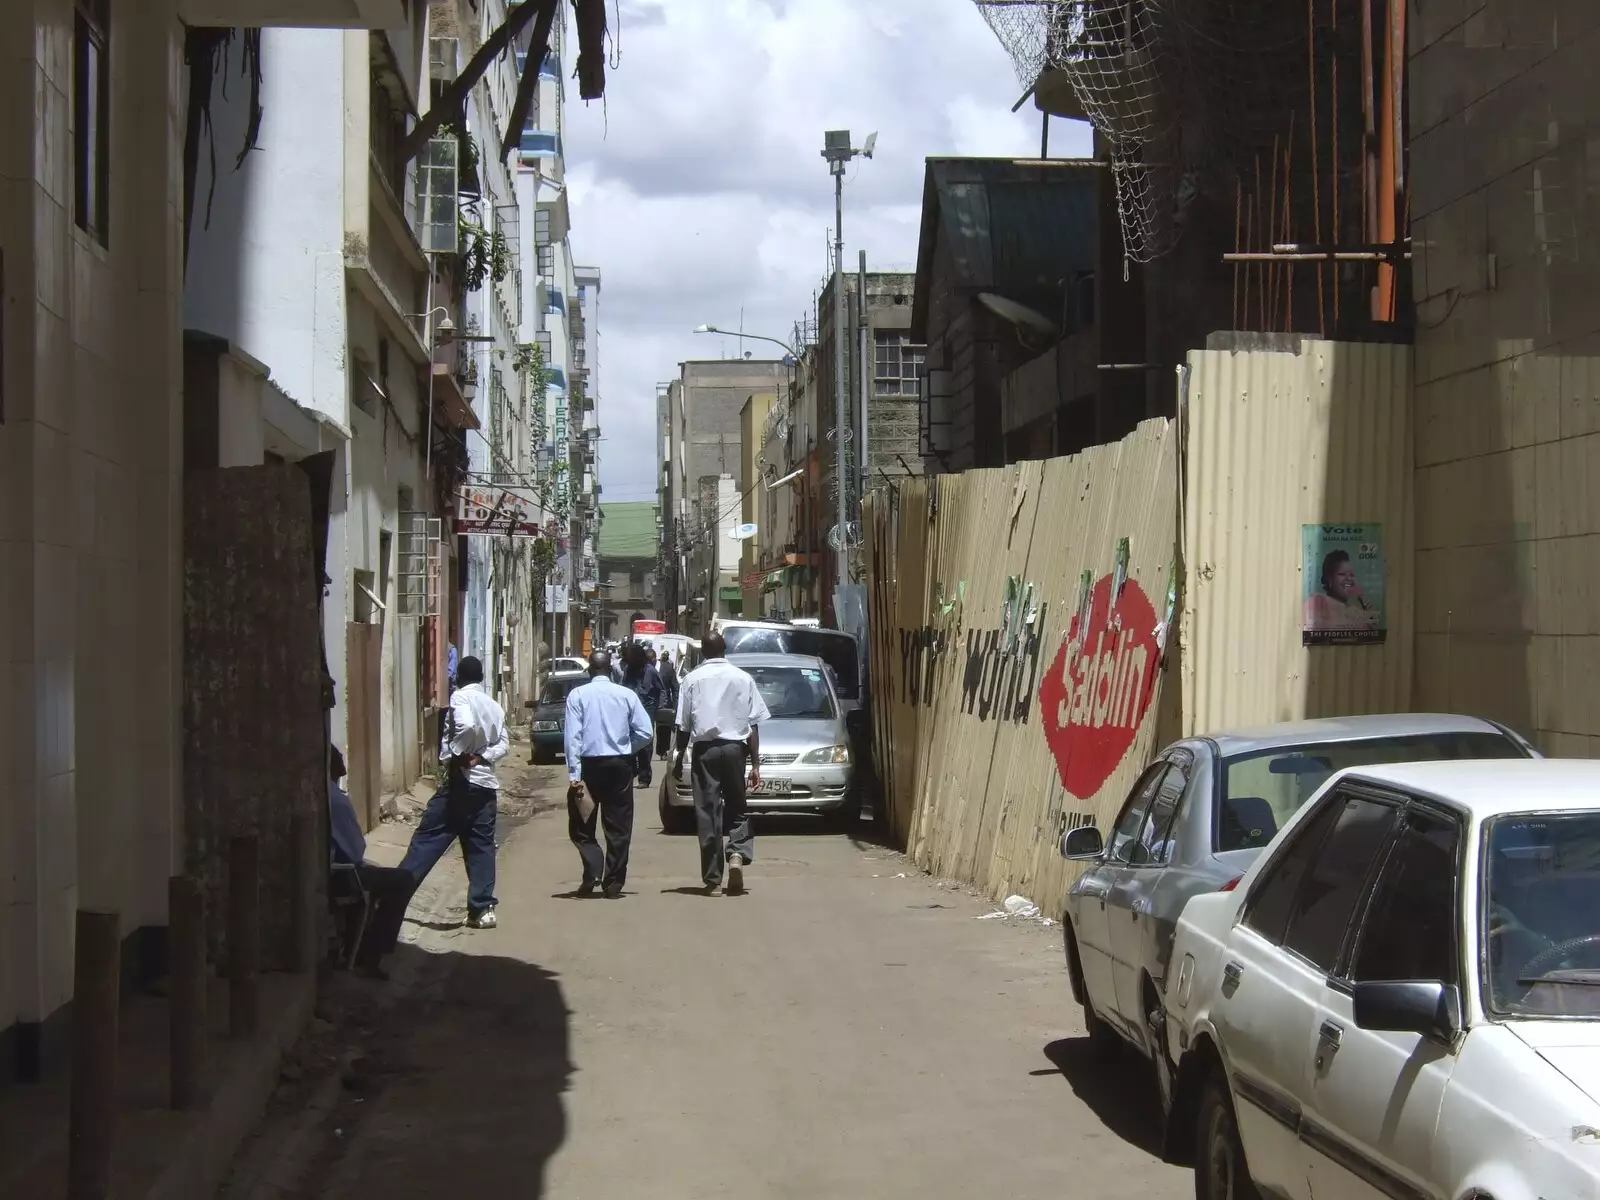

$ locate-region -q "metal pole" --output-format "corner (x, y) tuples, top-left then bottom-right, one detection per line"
(68, 908), (119, 1200)
(167, 876), (206, 1110)
(833, 167), (849, 591)
(857, 249), (869, 511)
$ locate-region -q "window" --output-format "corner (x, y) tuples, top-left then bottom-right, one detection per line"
(74, 0), (110, 245)
(1279, 794), (1399, 971)
(1134, 756), (1190, 865)
(537, 243), (555, 278)
(1217, 731), (1524, 853)
(1244, 796), (1347, 946)
(1351, 808), (1461, 984)
(1483, 811), (1600, 1017)
(873, 332), (925, 396)
(1105, 762), (1170, 864)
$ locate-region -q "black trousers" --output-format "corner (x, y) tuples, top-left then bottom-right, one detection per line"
(691, 739), (754, 887)
(353, 862), (413, 967)
(571, 755), (636, 889)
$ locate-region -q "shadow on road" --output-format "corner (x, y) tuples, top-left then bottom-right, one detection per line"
(1039, 1038), (1166, 1156)
(309, 944), (572, 1198)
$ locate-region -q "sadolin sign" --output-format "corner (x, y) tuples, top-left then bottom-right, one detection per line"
(1038, 573), (1160, 799)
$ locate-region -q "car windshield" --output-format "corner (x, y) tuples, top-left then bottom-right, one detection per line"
(722, 626), (858, 698)
(1217, 731), (1524, 852)
(744, 665), (836, 720)
(1485, 812), (1600, 1018)
(539, 676), (586, 705)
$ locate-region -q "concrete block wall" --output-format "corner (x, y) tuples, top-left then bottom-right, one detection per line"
(1410, 0), (1600, 752)
(0, 0), (185, 1061)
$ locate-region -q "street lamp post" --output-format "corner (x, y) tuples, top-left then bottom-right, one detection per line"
(820, 130), (875, 596)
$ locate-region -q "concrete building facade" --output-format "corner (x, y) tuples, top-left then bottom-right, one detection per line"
(0, 0), (409, 1084)
(656, 360), (789, 634)
(1409, 3), (1600, 755)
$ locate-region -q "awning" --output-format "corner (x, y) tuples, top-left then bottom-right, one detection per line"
(717, 586), (742, 602)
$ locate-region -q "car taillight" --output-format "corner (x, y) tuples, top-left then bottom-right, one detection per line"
(1218, 875), (1243, 893)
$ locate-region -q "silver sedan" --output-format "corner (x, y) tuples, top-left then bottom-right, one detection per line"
(658, 652), (857, 833)
(1058, 712), (1537, 1103)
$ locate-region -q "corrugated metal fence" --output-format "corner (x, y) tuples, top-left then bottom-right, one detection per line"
(1181, 340), (1413, 732)
(865, 419), (1180, 906)
(864, 338), (1413, 911)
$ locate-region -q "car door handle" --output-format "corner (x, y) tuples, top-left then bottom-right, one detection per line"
(1315, 1020), (1343, 1071)
(1221, 961), (1243, 995)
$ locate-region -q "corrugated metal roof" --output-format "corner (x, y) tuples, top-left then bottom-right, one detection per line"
(598, 502), (657, 559)
(912, 158), (1098, 338)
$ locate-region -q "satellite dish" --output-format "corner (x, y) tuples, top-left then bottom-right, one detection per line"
(977, 291), (1056, 336)
(862, 132), (878, 159)
(731, 522), (758, 540)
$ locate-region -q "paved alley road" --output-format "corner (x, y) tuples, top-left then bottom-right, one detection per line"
(292, 763), (1189, 1200)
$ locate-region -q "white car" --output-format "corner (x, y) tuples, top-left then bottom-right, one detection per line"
(1163, 758), (1600, 1200)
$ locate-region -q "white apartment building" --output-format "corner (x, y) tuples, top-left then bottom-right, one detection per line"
(186, 21), (440, 818)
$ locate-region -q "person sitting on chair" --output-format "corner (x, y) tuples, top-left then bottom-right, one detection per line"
(329, 746), (414, 980)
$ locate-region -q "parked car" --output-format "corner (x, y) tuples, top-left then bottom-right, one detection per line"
(1058, 714), (1536, 1086)
(658, 652), (855, 833)
(545, 656), (589, 676)
(1162, 758), (1600, 1200)
(714, 619), (862, 713)
(529, 670), (591, 763)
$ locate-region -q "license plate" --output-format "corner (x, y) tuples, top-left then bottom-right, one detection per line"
(752, 778), (792, 795)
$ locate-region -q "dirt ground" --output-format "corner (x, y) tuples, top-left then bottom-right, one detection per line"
(222, 750), (1190, 1199)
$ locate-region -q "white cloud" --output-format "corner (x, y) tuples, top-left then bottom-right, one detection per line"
(564, 0), (1090, 501)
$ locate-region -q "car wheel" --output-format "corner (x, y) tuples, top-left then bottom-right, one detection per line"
(1196, 1072), (1259, 1200)
(1083, 990), (1121, 1060)
(1065, 927), (1120, 1059)
(826, 787), (862, 833)
(658, 780), (692, 835)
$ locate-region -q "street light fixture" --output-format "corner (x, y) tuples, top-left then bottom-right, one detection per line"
(693, 324), (798, 359)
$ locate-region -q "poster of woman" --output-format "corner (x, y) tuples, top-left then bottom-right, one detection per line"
(1301, 525), (1386, 645)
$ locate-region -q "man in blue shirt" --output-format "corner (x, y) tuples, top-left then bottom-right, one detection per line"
(619, 641), (665, 787)
(563, 649), (653, 898)
(328, 746), (413, 979)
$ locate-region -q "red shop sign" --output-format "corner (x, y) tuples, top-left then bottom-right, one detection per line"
(1038, 574), (1160, 799)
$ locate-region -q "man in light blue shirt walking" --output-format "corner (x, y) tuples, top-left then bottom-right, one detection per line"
(563, 649), (653, 897)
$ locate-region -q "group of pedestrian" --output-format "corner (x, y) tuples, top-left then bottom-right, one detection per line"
(328, 653), (509, 978)
(329, 635), (769, 978)
(564, 632), (767, 896)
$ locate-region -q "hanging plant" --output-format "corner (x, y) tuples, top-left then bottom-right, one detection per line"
(459, 220), (489, 291)
(489, 228), (511, 284)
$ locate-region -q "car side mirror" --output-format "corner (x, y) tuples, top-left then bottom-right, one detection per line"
(1352, 981), (1462, 1043)
(1061, 826), (1105, 860)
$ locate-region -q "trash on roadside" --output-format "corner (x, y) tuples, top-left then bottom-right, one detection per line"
(975, 911), (1008, 920)
(1003, 895), (1040, 918)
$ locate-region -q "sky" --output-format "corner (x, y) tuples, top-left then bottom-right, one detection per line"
(563, 0), (1093, 505)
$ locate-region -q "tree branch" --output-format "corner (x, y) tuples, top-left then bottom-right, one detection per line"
(500, 0), (559, 165)
(399, 0), (545, 165)
(572, 0), (608, 100)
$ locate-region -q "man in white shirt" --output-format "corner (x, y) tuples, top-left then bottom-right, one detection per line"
(673, 632), (771, 894)
(396, 655), (509, 928)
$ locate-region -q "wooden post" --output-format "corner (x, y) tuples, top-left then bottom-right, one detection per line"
(228, 835), (260, 1038)
(68, 909), (120, 1200)
(167, 876), (206, 1109)
(290, 812), (319, 974)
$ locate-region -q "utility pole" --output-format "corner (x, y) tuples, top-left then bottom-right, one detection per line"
(858, 249), (869, 514)
(820, 130), (875, 596)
